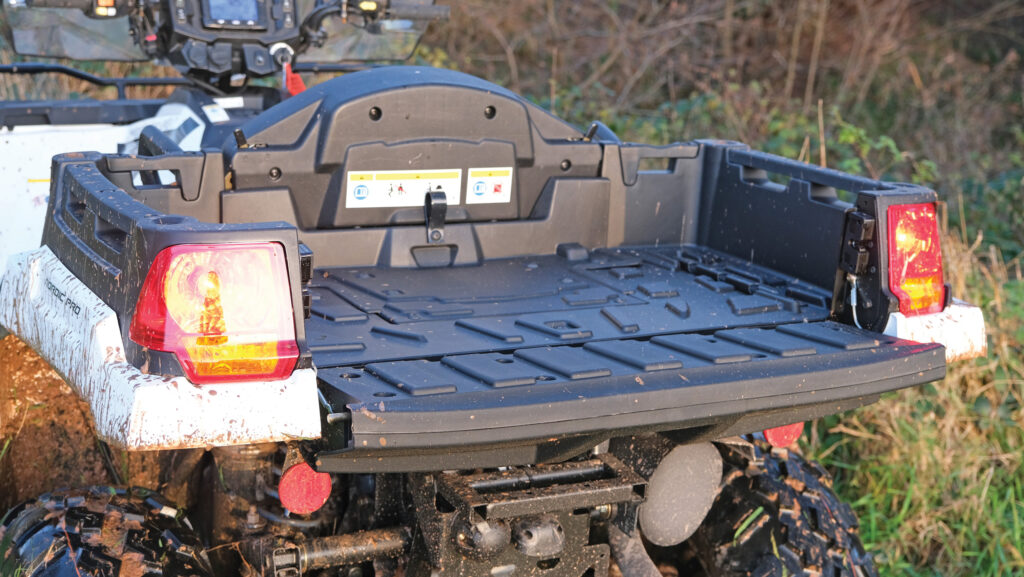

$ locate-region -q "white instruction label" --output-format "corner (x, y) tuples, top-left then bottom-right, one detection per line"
(345, 169), (463, 208)
(466, 167), (514, 205)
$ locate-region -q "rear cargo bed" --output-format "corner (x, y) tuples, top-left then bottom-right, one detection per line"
(311, 244), (945, 472)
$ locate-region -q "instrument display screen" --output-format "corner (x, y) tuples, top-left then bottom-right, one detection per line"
(206, 0), (259, 23)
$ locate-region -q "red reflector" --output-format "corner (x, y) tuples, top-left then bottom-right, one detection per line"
(279, 461), (332, 515)
(763, 422), (804, 448)
(129, 243), (298, 384)
(887, 203), (945, 316)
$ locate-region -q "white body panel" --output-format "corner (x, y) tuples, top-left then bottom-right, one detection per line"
(0, 246), (321, 450)
(0, 103), (204, 283)
(884, 298), (987, 362)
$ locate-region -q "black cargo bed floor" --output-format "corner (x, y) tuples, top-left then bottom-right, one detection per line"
(305, 244), (831, 368)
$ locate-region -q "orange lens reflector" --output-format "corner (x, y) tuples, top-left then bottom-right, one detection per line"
(763, 422), (804, 448)
(887, 203), (945, 316)
(279, 461), (333, 515)
(129, 243), (298, 384)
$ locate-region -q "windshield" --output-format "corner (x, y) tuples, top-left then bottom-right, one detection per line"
(296, 0), (432, 63)
(2, 6), (146, 61)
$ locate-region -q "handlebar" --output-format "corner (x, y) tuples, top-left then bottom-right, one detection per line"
(26, 0), (129, 17)
(26, 0), (90, 9)
(24, 0), (80, 6)
(386, 2), (449, 20)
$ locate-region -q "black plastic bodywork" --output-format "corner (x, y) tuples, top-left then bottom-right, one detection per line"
(37, 66), (945, 469)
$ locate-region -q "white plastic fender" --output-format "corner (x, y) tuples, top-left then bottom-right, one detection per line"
(0, 103), (204, 285)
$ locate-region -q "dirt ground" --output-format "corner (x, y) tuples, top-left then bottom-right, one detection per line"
(0, 335), (113, 511)
(0, 335), (167, 512)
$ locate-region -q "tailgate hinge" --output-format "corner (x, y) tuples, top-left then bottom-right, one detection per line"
(839, 211), (875, 276)
(299, 243), (312, 319)
(832, 210), (876, 321)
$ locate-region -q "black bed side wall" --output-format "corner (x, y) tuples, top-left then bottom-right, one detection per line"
(696, 141), (855, 291)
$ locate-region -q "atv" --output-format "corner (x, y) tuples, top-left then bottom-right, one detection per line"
(0, 1), (987, 576)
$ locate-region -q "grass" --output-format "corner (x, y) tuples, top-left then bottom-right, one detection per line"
(801, 229), (1024, 575)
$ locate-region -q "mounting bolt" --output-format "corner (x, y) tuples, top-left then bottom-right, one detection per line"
(591, 504), (614, 520)
(269, 167), (282, 180)
(369, 106), (383, 121)
(560, 159), (572, 171)
(244, 504), (265, 531)
(484, 105), (496, 119)
(453, 517), (511, 560)
(430, 230), (442, 241)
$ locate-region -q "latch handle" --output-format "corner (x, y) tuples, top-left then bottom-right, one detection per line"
(425, 190), (447, 244)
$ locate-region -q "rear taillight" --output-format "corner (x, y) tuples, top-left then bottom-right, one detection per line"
(129, 243), (298, 384)
(887, 203), (945, 316)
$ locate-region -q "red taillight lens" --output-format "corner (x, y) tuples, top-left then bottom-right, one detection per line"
(129, 243), (298, 384)
(887, 203), (945, 316)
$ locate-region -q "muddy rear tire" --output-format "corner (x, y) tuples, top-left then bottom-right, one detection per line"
(0, 487), (211, 577)
(690, 443), (879, 577)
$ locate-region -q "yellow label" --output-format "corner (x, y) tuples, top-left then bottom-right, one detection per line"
(374, 171), (461, 181)
(466, 166), (514, 205)
(469, 169), (511, 178)
(346, 168), (463, 208)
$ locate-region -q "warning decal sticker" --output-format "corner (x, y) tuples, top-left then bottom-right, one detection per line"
(466, 167), (514, 205)
(345, 169), (463, 208)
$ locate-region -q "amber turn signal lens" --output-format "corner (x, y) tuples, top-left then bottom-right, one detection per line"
(887, 203), (945, 317)
(129, 243), (298, 384)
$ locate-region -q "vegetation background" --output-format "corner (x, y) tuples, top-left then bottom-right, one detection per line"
(419, 3), (1024, 574)
(2, 0), (1024, 575)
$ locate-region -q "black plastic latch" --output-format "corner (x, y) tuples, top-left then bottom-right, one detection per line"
(425, 191), (447, 244)
(839, 211), (875, 276)
(299, 243), (313, 319)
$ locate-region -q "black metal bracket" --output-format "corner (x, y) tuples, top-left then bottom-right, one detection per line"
(436, 453), (646, 533)
(839, 211), (876, 276)
(299, 243), (313, 319)
(407, 457), (639, 576)
(831, 210), (876, 319)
